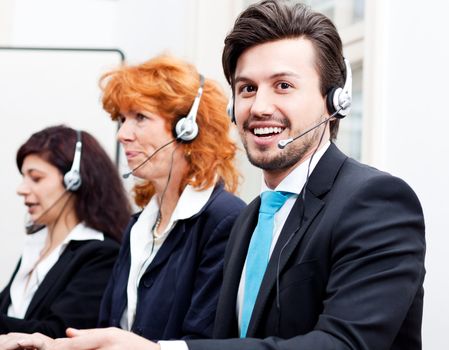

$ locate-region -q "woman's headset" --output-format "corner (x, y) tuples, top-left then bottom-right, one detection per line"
(63, 130), (82, 191)
(173, 74), (205, 142)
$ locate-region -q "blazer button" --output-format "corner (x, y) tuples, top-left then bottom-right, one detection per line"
(143, 278), (154, 288)
(133, 327), (143, 335)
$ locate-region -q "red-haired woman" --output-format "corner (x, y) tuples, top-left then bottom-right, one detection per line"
(0, 125), (131, 337)
(95, 54), (245, 341)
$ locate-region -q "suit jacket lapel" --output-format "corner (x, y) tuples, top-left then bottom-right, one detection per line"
(247, 194), (324, 336)
(141, 221), (187, 276)
(25, 246), (76, 317)
(214, 198), (260, 338)
(247, 143), (347, 336)
(142, 184), (224, 277)
(0, 261), (20, 313)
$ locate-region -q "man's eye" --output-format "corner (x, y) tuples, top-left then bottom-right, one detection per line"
(278, 82), (292, 89)
(240, 85), (256, 94)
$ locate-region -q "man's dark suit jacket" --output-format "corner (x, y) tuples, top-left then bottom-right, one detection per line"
(0, 236), (119, 337)
(187, 144), (426, 350)
(97, 184), (246, 341)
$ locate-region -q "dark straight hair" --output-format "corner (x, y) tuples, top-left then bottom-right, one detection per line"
(16, 125), (131, 242)
(222, 0), (346, 139)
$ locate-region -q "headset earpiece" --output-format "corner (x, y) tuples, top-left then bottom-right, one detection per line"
(174, 117), (199, 142)
(227, 95), (236, 124)
(326, 87), (344, 119)
(174, 74), (204, 142)
(63, 130), (82, 191)
(325, 58), (352, 119)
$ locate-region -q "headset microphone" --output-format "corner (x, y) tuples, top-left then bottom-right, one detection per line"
(274, 59), (352, 317)
(122, 139), (177, 179)
(25, 129), (82, 233)
(123, 74), (204, 179)
(277, 107), (342, 149)
(278, 58), (352, 149)
(25, 190), (70, 234)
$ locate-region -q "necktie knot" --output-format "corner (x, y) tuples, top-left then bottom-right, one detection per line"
(259, 191), (292, 215)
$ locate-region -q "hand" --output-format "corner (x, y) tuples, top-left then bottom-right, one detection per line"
(52, 327), (159, 350)
(0, 332), (54, 350)
(0, 333), (23, 350)
(0, 328), (160, 350)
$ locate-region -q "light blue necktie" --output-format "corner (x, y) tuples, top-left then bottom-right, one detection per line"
(240, 191), (292, 338)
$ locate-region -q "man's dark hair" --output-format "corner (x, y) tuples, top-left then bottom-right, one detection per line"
(222, 0), (346, 139)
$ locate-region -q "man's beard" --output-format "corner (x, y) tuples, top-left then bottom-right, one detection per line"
(244, 138), (312, 171)
(242, 127), (320, 171)
(240, 112), (328, 171)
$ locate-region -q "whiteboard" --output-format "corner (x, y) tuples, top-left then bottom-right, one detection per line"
(0, 47), (124, 286)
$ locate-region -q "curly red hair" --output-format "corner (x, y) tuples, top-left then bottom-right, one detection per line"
(100, 55), (240, 207)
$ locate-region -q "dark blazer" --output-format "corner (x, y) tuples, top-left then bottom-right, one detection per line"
(0, 236), (119, 337)
(187, 144), (426, 350)
(98, 184), (246, 341)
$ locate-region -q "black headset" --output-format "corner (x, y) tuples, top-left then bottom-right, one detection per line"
(173, 74), (205, 142)
(63, 129), (82, 192)
(227, 58), (352, 123)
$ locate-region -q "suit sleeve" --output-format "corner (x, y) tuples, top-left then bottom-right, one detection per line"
(0, 242), (118, 338)
(96, 259), (116, 328)
(0, 262), (20, 314)
(181, 209), (242, 340)
(97, 227), (132, 328)
(186, 174), (426, 349)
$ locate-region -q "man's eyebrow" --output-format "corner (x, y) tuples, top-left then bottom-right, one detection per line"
(269, 71), (302, 79)
(234, 71), (301, 84)
(234, 76), (252, 85)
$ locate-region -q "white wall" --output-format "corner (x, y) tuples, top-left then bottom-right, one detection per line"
(0, 0), (13, 43)
(364, 1), (449, 348)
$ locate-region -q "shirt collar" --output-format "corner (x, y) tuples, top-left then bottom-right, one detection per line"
(63, 222), (104, 242)
(261, 141), (330, 195)
(25, 222), (103, 246)
(57, 223), (104, 256)
(137, 184), (215, 234)
(21, 222), (104, 269)
(172, 184), (215, 221)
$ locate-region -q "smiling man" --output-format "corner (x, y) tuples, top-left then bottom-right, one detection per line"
(4, 1), (426, 350)
(184, 1), (425, 348)
(191, 2), (425, 349)
(234, 37), (332, 187)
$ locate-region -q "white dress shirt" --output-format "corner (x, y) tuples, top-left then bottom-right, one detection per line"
(120, 184), (214, 330)
(7, 223), (104, 318)
(160, 142), (330, 350)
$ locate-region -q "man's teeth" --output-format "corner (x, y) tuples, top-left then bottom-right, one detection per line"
(253, 127), (283, 136)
